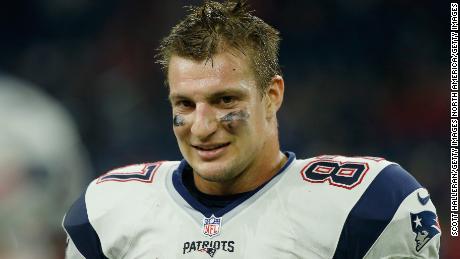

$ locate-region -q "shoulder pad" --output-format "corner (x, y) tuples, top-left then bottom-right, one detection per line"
(333, 163), (424, 258)
(299, 155), (393, 190)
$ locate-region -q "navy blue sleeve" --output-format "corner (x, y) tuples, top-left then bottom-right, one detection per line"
(63, 189), (108, 259)
(332, 164), (422, 259)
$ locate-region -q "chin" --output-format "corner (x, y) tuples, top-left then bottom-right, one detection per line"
(193, 161), (238, 183)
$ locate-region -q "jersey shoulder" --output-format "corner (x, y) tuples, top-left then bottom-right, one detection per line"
(62, 160), (180, 258)
(291, 155), (439, 258)
(87, 160), (178, 207)
(73, 160), (179, 218)
(292, 154), (424, 214)
(288, 154), (426, 223)
(293, 154), (398, 191)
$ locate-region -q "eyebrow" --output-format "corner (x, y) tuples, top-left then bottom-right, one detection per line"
(168, 88), (248, 103)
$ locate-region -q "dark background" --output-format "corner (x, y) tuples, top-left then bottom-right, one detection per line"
(1, 0), (454, 257)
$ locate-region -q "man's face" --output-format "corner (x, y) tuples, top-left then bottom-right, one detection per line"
(168, 52), (270, 183)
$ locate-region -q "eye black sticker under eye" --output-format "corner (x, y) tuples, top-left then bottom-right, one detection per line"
(173, 114), (186, 127)
(219, 110), (250, 122)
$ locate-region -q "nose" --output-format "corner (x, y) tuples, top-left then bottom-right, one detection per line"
(190, 103), (218, 140)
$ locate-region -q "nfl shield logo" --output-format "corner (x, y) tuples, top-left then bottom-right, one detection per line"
(202, 215), (222, 238)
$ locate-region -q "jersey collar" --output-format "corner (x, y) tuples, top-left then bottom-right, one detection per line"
(171, 151), (296, 218)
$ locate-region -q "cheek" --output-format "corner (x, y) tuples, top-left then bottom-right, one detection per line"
(217, 110), (250, 132)
(172, 114), (192, 139)
(173, 114), (186, 127)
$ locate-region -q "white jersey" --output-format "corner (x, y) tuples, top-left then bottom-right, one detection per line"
(63, 152), (440, 258)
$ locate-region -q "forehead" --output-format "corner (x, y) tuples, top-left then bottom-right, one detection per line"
(167, 52), (256, 97)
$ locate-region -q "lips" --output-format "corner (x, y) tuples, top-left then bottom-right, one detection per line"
(192, 142), (230, 160)
(193, 143), (230, 151)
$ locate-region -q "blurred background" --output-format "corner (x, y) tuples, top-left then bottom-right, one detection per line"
(0, 0), (452, 258)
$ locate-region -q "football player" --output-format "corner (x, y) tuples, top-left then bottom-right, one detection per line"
(0, 75), (91, 259)
(63, 1), (441, 258)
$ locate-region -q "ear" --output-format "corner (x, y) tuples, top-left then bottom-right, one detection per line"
(265, 75), (285, 118)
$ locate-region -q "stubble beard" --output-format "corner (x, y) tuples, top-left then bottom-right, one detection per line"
(193, 157), (247, 184)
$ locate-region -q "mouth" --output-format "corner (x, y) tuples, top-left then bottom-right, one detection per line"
(192, 143), (230, 160)
(192, 143), (230, 151)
